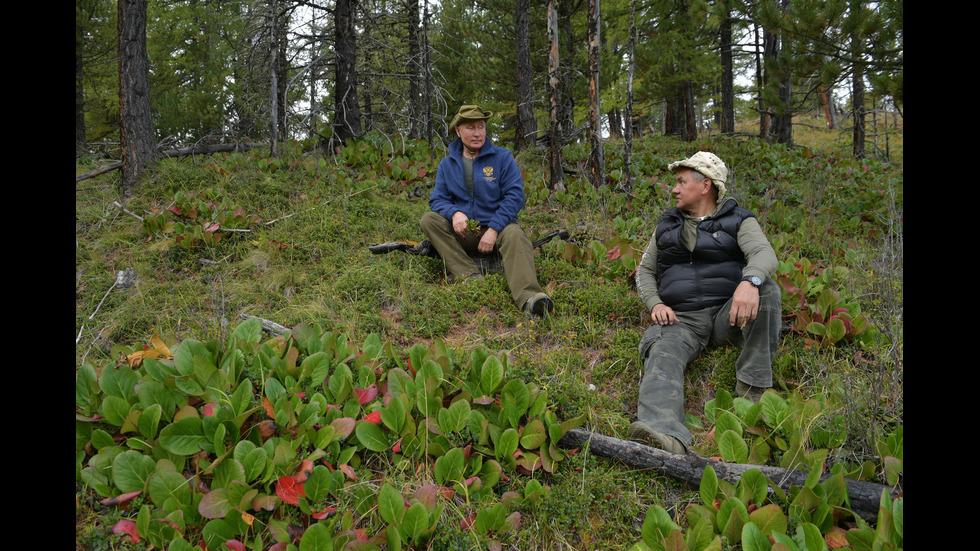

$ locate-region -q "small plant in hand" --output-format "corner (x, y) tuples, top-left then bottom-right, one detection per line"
(467, 219), (481, 234)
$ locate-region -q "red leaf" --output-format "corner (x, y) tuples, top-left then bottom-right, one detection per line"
(275, 476), (306, 506)
(363, 411), (382, 424)
(339, 464), (358, 481)
(392, 438), (402, 453)
(354, 384), (378, 405)
(100, 491), (142, 507)
(112, 519), (140, 543)
(263, 397), (275, 418)
(203, 402), (217, 416)
(225, 540), (246, 551)
(312, 507), (337, 519)
(293, 460), (314, 483)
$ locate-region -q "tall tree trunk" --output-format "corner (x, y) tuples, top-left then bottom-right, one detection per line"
(76, 4), (87, 155)
(622, 0), (636, 191)
(684, 79), (697, 141)
(514, 0), (536, 152)
(558, 0), (575, 138)
(333, 0), (362, 145)
(423, 0), (434, 147)
(268, 0), (280, 156)
(719, 1), (735, 134)
(407, 0), (421, 139)
(760, 21), (778, 139)
(546, 0), (565, 191)
(587, 0), (604, 187)
(772, 0), (793, 145)
(117, 0), (156, 193)
(850, 0), (866, 159)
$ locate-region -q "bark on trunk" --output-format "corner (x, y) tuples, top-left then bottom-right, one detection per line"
(333, 0), (362, 145)
(515, 0), (536, 152)
(559, 428), (899, 524)
(117, 0), (157, 193)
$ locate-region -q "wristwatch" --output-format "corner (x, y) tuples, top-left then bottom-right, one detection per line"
(742, 275), (762, 287)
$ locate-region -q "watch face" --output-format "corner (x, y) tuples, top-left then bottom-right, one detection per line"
(747, 276), (761, 286)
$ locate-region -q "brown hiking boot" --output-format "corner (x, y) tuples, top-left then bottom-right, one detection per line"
(627, 421), (687, 455)
(735, 380), (768, 403)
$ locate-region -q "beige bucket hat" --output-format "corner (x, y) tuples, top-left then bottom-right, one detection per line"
(668, 151), (729, 198)
(449, 105), (493, 132)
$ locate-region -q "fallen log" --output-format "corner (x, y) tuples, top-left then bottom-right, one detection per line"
(76, 142), (266, 183)
(559, 427), (900, 523)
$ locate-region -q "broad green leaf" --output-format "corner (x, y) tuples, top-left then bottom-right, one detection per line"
(355, 420), (389, 452)
(748, 504), (787, 537)
(699, 464), (718, 505)
(99, 366), (138, 400)
(299, 522), (334, 551)
(382, 395), (407, 434)
(159, 416), (207, 456)
(434, 447), (464, 484)
(148, 468), (191, 512)
(198, 487), (234, 519)
(112, 450), (157, 493)
(717, 498), (749, 544)
(230, 316), (262, 344)
(138, 403), (162, 440)
(100, 395), (132, 427)
(715, 410), (742, 437)
(242, 447), (268, 482)
(520, 419), (547, 450)
(738, 469), (769, 506)
(174, 339), (211, 377)
(480, 355), (504, 397)
(137, 381), (177, 421)
(398, 502), (430, 545)
(496, 428), (519, 463)
(741, 522), (772, 551)
(718, 430), (749, 463)
(75, 363), (100, 413)
(302, 351), (333, 388)
(297, 465), (328, 503)
(379, 483), (406, 525)
(797, 523), (823, 551)
(641, 505), (680, 550)
(500, 379), (530, 429)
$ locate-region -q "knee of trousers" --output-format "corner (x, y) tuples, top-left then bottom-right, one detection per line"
(420, 211), (450, 235)
(757, 279), (782, 311)
(496, 223), (532, 251)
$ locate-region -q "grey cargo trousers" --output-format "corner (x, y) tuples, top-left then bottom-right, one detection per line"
(636, 278), (781, 447)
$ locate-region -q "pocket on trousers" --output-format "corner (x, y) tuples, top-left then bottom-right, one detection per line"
(638, 324), (663, 360)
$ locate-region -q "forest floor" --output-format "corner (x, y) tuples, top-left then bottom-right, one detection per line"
(75, 116), (903, 550)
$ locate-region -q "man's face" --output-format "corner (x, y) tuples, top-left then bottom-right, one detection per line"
(671, 169), (710, 213)
(455, 120), (486, 153)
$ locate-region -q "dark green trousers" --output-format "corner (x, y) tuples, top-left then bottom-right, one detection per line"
(420, 211), (545, 308)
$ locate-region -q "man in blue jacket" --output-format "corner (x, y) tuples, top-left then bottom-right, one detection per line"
(420, 105), (553, 317)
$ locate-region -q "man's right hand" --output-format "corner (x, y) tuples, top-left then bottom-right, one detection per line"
(451, 211), (469, 236)
(650, 303), (677, 325)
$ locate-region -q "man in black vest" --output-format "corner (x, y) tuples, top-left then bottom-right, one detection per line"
(630, 152), (780, 455)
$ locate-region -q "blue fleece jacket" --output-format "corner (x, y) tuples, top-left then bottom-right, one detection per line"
(428, 138), (525, 233)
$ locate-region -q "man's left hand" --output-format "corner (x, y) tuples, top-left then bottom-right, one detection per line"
(729, 280), (760, 328)
(478, 227), (498, 254)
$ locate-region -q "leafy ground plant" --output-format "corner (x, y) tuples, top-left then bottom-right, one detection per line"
(77, 130), (902, 550)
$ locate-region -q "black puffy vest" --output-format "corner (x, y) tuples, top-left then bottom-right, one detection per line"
(655, 201), (755, 312)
